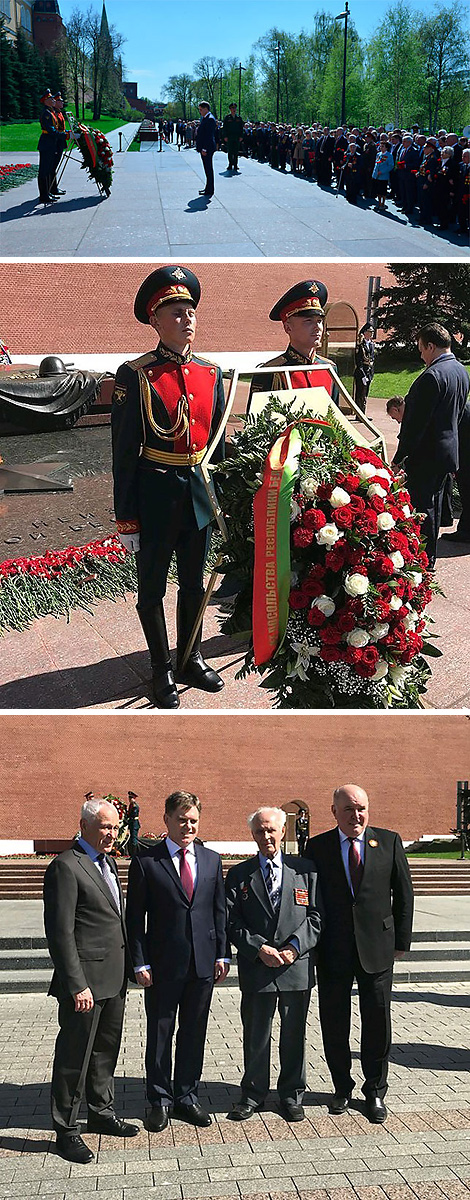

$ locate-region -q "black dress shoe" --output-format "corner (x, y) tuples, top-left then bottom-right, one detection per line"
(365, 1095), (387, 1123)
(55, 1134), (94, 1163)
(145, 1106), (172, 1132)
(173, 1101), (212, 1127)
(152, 667), (180, 709)
(87, 1114), (140, 1136)
(329, 1093), (351, 1115)
(228, 1100), (260, 1121)
(280, 1100), (305, 1122)
(177, 653), (224, 692)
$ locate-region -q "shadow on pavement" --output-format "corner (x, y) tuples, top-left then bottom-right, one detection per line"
(389, 1043), (470, 1068)
(185, 195), (212, 211)
(392, 989), (470, 1007)
(1, 195), (102, 222)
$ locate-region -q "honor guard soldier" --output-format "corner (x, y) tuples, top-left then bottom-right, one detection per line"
(37, 89), (59, 205)
(248, 279), (339, 409)
(111, 266), (226, 709)
(50, 92), (68, 198)
(222, 102), (244, 172)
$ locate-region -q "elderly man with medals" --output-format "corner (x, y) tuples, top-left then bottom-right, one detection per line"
(111, 266), (225, 708)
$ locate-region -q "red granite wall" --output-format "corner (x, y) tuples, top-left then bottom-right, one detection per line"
(0, 713), (467, 843)
(1, 262), (394, 356)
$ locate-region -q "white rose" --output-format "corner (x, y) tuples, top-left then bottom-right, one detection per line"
(330, 486), (351, 508)
(389, 664), (408, 685)
(370, 622), (390, 640)
(344, 572), (369, 597)
(357, 462), (376, 481)
(377, 512), (396, 532)
(390, 551), (404, 570)
(301, 477), (317, 498)
(316, 523), (343, 546)
(375, 468), (393, 484)
(367, 483), (388, 499)
(390, 595), (403, 611)
(290, 499), (301, 523)
(402, 504), (411, 518)
(347, 628), (370, 647)
(312, 594), (336, 617)
(372, 659), (389, 681)
(408, 571), (422, 586)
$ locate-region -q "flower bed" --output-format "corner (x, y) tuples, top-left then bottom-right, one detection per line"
(76, 124), (113, 195)
(0, 163), (37, 192)
(218, 398), (442, 709)
(0, 536), (137, 634)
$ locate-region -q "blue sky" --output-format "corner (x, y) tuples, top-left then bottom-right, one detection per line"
(58, 0), (437, 102)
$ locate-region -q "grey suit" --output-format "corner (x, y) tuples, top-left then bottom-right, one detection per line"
(225, 854), (321, 1105)
(43, 842), (129, 1136)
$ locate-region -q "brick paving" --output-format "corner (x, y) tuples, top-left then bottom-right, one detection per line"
(0, 983), (469, 1199)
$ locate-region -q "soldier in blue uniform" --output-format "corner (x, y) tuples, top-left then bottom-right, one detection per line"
(37, 89), (59, 205)
(111, 267), (226, 708)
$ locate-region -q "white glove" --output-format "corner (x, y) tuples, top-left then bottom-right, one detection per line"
(119, 532), (140, 554)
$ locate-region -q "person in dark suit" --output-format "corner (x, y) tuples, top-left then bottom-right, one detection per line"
(305, 784), (414, 1124)
(225, 807), (321, 1123)
(222, 102), (244, 171)
(126, 791), (229, 1132)
(111, 266), (226, 708)
(441, 398), (470, 545)
(392, 323), (469, 567)
(43, 799), (139, 1164)
(196, 100), (217, 197)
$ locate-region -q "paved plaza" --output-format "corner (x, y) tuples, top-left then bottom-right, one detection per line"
(1, 977), (470, 1200)
(1, 126), (468, 258)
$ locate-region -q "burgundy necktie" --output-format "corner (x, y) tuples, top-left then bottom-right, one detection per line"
(348, 838), (364, 896)
(179, 848), (194, 901)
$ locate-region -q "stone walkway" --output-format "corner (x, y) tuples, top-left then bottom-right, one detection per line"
(0, 982), (469, 1200)
(1, 137), (468, 258)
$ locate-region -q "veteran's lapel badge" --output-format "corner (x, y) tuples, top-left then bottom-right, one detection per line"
(241, 883), (249, 901)
(294, 887), (308, 906)
(113, 385), (127, 405)
(369, 839), (378, 847)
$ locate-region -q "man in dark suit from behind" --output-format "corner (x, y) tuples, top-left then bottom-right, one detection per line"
(43, 799), (139, 1164)
(126, 791), (229, 1132)
(392, 323), (469, 567)
(196, 100), (217, 197)
(305, 785), (414, 1124)
(225, 807), (321, 1123)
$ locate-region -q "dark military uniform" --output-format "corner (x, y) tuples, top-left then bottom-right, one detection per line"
(37, 92), (59, 204)
(111, 267), (225, 707)
(222, 110), (244, 170)
(417, 151), (440, 225)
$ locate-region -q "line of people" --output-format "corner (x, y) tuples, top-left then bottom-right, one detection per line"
(43, 788), (414, 1162)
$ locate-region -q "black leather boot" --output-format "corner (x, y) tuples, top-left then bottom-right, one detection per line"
(176, 590), (224, 693)
(137, 603), (180, 708)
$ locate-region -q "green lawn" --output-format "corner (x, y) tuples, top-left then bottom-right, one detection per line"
(372, 363), (421, 399)
(406, 851), (468, 859)
(0, 112), (134, 153)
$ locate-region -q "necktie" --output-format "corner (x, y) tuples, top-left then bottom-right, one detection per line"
(348, 839), (364, 896)
(97, 853), (121, 912)
(179, 848), (194, 901)
(265, 860), (281, 912)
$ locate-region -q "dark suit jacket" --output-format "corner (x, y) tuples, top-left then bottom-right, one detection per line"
(196, 112), (217, 155)
(395, 354), (469, 478)
(126, 840), (227, 980)
(225, 854), (321, 994)
(43, 843), (128, 1002)
(305, 826), (414, 975)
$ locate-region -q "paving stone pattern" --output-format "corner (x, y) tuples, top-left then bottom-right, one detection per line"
(0, 984), (469, 1199)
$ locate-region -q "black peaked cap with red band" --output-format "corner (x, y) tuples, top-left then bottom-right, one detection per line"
(269, 279), (328, 322)
(134, 266), (201, 325)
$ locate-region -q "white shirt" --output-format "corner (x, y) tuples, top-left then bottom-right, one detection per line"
(166, 835), (197, 887)
(338, 828), (366, 895)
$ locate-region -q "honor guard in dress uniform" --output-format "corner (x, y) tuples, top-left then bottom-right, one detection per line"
(50, 92), (68, 198)
(248, 280), (339, 409)
(111, 267), (226, 709)
(37, 89), (59, 205)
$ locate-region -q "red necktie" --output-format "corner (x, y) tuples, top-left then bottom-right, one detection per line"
(348, 838), (363, 896)
(179, 848), (194, 901)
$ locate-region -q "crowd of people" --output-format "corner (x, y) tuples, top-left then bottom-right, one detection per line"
(43, 788), (414, 1162)
(165, 112), (470, 237)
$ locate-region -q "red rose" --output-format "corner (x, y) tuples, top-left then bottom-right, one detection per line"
(326, 542), (348, 571)
(307, 606), (327, 627)
(320, 645), (343, 662)
(334, 505), (354, 529)
(304, 507), (327, 531)
(348, 494), (366, 515)
(335, 608), (356, 633)
(371, 553), (395, 579)
(319, 623), (343, 645)
(355, 645), (380, 677)
(317, 482), (333, 501)
(368, 494), (386, 514)
(357, 511), (378, 536)
(289, 589), (310, 610)
(303, 576), (325, 598)
(345, 645), (362, 665)
(293, 527), (315, 548)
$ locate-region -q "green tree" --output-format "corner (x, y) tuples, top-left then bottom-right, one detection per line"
(319, 24), (366, 125)
(0, 17), (20, 119)
(376, 265), (470, 356)
(193, 55), (225, 115)
(418, 3), (469, 132)
(366, 2), (426, 128)
(164, 73), (194, 119)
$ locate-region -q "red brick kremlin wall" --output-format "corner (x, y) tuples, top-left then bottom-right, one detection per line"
(0, 713), (467, 843)
(1, 262), (395, 356)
